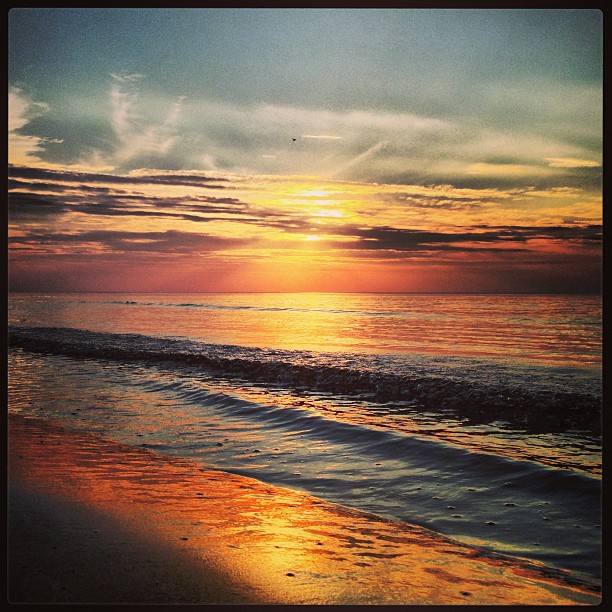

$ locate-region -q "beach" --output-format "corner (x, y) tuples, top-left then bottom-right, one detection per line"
(8, 413), (600, 605)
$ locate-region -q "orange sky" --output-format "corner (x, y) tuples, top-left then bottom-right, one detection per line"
(8, 10), (602, 293)
(8, 165), (602, 293)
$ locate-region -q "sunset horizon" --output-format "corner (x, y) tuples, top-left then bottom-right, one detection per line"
(7, 289), (602, 295)
(8, 8), (602, 294)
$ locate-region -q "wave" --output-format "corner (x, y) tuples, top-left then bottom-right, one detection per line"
(8, 326), (601, 434)
(140, 376), (598, 497)
(101, 372), (604, 581)
(104, 298), (404, 317)
(7, 336), (602, 581)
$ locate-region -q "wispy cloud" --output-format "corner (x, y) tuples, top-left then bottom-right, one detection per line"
(302, 134), (343, 140)
(168, 100), (452, 178)
(8, 165), (228, 189)
(328, 141), (387, 178)
(109, 72), (146, 83)
(545, 157), (601, 168)
(11, 76), (600, 191)
(109, 75), (186, 167)
(466, 163), (545, 177)
(8, 87), (51, 164)
(9, 87), (47, 131)
(10, 229), (256, 255)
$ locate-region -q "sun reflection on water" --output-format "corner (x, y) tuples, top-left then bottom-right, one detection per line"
(9, 415), (600, 605)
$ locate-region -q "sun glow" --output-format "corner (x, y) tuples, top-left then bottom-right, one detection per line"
(8, 163), (602, 293)
(298, 189), (332, 198)
(314, 209), (343, 218)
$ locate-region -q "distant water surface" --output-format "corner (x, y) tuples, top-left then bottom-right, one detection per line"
(8, 293), (602, 584)
(8, 292), (602, 367)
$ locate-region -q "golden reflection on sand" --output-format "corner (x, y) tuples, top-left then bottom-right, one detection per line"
(9, 414), (599, 605)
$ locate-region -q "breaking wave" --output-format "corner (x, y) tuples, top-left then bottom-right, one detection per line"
(9, 326), (601, 433)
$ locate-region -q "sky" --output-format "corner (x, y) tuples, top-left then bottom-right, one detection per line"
(8, 8), (603, 293)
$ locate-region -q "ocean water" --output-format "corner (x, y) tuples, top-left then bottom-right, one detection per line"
(8, 293), (602, 584)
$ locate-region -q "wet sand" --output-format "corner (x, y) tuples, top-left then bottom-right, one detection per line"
(7, 413), (600, 605)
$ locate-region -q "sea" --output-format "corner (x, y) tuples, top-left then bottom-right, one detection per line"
(7, 292), (602, 585)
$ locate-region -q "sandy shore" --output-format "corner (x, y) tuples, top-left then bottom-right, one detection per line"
(7, 413), (601, 605)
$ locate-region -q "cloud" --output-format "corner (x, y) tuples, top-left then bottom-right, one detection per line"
(8, 192), (69, 222)
(109, 72), (146, 83)
(466, 163), (547, 177)
(109, 75), (187, 167)
(169, 99), (452, 177)
(8, 86), (49, 131)
(327, 224), (602, 255)
(545, 157), (601, 168)
(9, 158), (602, 272)
(8, 87), (52, 164)
(328, 141), (387, 178)
(10, 229), (255, 254)
(8, 165), (315, 233)
(10, 221), (601, 265)
(519, 186), (583, 199)
(12, 76), (600, 190)
(302, 134), (343, 140)
(249, 104), (449, 135)
(8, 165), (227, 189)
(8, 185), (250, 226)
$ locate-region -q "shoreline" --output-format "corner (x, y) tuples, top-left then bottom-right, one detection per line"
(7, 413), (601, 605)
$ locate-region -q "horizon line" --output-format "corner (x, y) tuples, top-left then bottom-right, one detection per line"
(7, 290), (602, 296)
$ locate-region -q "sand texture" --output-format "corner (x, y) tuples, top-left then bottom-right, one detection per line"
(8, 414), (600, 605)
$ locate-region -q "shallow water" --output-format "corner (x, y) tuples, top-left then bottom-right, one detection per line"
(7, 293), (602, 583)
(11, 415), (599, 606)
